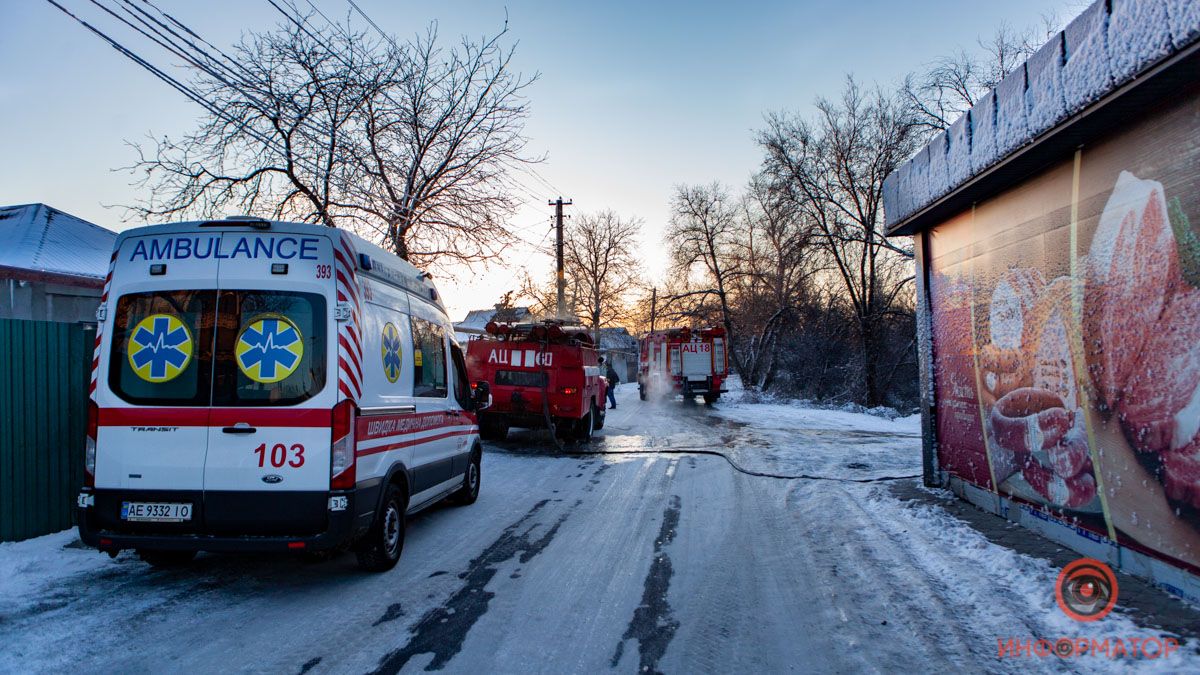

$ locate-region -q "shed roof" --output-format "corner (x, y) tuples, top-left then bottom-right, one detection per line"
(0, 203), (116, 281)
(884, 0), (1200, 236)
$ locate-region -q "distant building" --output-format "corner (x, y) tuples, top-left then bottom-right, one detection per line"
(597, 327), (638, 383)
(453, 306), (533, 343)
(0, 204), (117, 323)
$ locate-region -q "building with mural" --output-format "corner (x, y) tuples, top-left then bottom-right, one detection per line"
(884, 0), (1200, 598)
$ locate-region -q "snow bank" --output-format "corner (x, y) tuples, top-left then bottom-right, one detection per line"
(865, 488), (1186, 672)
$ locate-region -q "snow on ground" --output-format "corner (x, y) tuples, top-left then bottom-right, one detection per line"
(0, 382), (1195, 672)
(703, 382), (921, 481)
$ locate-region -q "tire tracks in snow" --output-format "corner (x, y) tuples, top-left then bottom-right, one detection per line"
(369, 497), (580, 674)
(610, 492), (683, 674)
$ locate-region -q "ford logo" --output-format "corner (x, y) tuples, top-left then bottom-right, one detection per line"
(262, 474), (283, 484)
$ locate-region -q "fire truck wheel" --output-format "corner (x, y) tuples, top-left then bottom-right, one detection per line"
(704, 393), (720, 404)
(594, 403), (606, 430)
(137, 549), (196, 568)
(574, 407), (595, 441)
(638, 385), (647, 401)
(452, 447), (482, 506)
(356, 483), (406, 572)
(479, 418), (508, 441)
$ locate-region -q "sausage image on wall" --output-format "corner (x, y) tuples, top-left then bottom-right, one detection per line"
(1083, 171), (1177, 412)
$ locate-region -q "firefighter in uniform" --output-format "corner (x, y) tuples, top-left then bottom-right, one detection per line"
(603, 357), (619, 409)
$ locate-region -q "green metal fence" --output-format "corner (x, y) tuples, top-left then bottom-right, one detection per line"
(0, 318), (93, 542)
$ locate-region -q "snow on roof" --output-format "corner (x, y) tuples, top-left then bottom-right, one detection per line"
(455, 306), (532, 333)
(598, 327), (637, 351)
(0, 204), (116, 280)
(884, 0), (1200, 232)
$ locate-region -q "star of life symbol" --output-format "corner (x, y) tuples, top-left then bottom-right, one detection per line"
(236, 315), (304, 384)
(128, 314), (193, 383)
(382, 322), (402, 383)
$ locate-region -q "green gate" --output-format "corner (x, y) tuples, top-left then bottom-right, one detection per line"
(0, 318), (93, 542)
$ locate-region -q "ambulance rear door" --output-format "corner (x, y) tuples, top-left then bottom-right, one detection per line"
(97, 234), (222, 492)
(202, 230), (337, 524)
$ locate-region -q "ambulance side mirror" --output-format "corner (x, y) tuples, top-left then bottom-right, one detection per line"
(472, 381), (492, 411)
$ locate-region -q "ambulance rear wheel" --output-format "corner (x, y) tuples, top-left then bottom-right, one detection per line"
(356, 483), (406, 572)
(137, 549), (196, 568)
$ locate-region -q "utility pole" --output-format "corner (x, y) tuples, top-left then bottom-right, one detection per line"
(650, 287), (657, 334)
(549, 196), (572, 320)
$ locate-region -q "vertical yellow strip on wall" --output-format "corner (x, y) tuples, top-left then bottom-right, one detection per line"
(1068, 148), (1119, 542)
(964, 203), (1001, 495)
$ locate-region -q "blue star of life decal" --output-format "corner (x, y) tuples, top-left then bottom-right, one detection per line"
(236, 316), (304, 384)
(128, 314), (193, 383)
(382, 322), (402, 383)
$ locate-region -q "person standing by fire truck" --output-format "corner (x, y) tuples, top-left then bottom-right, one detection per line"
(603, 357), (620, 409)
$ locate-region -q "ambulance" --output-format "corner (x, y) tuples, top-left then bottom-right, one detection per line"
(638, 326), (729, 403)
(77, 216), (490, 572)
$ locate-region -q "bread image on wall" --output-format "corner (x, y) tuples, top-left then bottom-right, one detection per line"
(985, 276), (1096, 509)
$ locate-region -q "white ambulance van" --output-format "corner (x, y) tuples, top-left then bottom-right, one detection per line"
(77, 216), (490, 571)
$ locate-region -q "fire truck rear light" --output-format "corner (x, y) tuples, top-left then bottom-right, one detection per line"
(559, 387), (577, 395)
(288, 542), (306, 550)
(99, 538), (112, 547)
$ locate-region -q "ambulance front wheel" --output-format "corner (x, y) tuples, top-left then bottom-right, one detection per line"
(137, 548), (196, 568)
(356, 483), (406, 572)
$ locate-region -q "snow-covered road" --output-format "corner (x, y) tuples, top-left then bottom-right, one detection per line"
(0, 385), (1193, 673)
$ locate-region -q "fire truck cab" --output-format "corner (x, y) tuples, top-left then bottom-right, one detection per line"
(638, 327), (729, 404)
(465, 321), (607, 442)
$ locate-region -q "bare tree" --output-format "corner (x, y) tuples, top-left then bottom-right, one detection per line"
(125, 19), (377, 226)
(901, 17), (1062, 134)
(665, 182), (744, 376)
(727, 176), (820, 391)
(562, 211), (642, 342)
(124, 12), (537, 269)
(758, 78), (918, 406)
(346, 24), (539, 267)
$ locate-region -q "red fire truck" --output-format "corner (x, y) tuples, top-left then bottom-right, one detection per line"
(465, 321), (607, 442)
(638, 326), (729, 403)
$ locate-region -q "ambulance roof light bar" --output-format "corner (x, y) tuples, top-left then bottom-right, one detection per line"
(199, 215), (271, 230)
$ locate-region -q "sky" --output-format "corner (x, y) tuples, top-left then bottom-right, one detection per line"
(0, 0), (1080, 321)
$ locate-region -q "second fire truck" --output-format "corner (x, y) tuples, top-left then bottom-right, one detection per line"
(638, 326), (729, 403)
(465, 321), (607, 441)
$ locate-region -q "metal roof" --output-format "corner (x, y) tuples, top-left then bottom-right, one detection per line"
(0, 203), (116, 280)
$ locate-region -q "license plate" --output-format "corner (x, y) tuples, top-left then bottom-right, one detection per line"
(121, 501), (193, 522)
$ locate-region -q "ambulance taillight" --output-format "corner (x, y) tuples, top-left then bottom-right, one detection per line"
(330, 400), (356, 490)
(84, 401), (98, 488)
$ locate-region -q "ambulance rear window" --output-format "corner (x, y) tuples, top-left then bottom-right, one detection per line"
(212, 291), (327, 406)
(108, 290), (216, 406)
